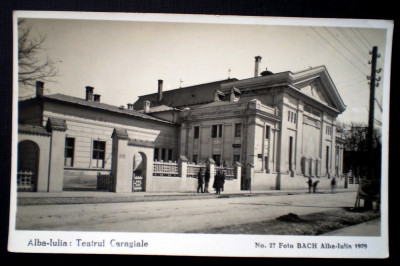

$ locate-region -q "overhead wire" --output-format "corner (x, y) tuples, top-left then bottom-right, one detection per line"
(323, 27), (370, 69)
(336, 27), (371, 62)
(309, 27), (368, 77)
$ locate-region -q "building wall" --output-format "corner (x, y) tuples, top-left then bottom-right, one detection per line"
(18, 133), (51, 192)
(40, 101), (179, 190)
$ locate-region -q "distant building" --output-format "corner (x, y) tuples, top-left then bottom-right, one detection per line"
(17, 57), (346, 193)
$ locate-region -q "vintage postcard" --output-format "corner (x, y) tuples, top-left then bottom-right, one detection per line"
(9, 11), (392, 258)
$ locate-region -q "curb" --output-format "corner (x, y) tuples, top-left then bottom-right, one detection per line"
(16, 189), (358, 206)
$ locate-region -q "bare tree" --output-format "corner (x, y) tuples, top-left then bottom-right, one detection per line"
(18, 19), (58, 96)
(341, 121), (381, 179)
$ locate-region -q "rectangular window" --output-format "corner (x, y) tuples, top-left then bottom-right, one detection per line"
(212, 124), (223, 138)
(326, 146), (330, 171)
(168, 149), (173, 161)
(234, 123), (242, 137)
(161, 148), (166, 161)
(326, 125), (332, 136)
(92, 140), (105, 168)
(194, 126), (200, 139)
(154, 148), (159, 161)
(289, 136), (293, 171)
(288, 111), (296, 124)
(212, 125), (217, 138)
(193, 155), (198, 164)
(233, 155), (240, 164)
(265, 125), (270, 139)
(212, 154), (221, 166)
(64, 137), (75, 167)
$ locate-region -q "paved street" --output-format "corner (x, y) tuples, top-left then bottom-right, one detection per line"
(16, 190), (360, 233)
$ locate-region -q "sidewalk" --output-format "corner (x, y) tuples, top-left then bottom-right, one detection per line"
(322, 218), (381, 236)
(16, 188), (358, 205)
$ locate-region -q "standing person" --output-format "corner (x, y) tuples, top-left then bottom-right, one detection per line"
(312, 180), (319, 193)
(197, 168), (205, 193)
(307, 177), (313, 193)
(331, 177), (337, 193)
(204, 168), (210, 193)
(213, 170), (222, 194)
(221, 170), (226, 192)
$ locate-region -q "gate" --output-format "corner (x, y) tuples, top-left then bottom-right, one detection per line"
(132, 175), (144, 192)
(17, 141), (39, 192)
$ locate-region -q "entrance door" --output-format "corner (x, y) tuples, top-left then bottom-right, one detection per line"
(132, 152), (146, 192)
(289, 136), (293, 172)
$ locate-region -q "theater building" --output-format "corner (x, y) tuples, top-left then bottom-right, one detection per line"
(17, 58), (346, 193)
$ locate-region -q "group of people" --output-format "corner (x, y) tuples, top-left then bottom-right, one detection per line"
(197, 168), (225, 194)
(307, 176), (337, 193)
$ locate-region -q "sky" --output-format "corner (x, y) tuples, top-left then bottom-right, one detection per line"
(17, 13), (392, 126)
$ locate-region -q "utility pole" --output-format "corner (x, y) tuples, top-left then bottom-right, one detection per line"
(366, 46), (380, 180)
(363, 46), (380, 210)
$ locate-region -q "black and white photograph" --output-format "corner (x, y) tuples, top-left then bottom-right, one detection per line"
(8, 10), (392, 258)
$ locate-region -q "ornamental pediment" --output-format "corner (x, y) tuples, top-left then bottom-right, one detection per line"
(300, 81), (329, 106)
(291, 66), (346, 113)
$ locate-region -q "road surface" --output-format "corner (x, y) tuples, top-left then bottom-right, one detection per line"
(16, 191), (359, 233)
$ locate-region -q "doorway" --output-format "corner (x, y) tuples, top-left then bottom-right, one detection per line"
(132, 152), (147, 192)
(18, 141), (39, 191)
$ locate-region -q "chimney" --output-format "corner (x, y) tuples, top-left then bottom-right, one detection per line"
(36, 81), (44, 98)
(254, 56), (262, 77)
(93, 94), (101, 102)
(143, 100), (151, 113)
(127, 103), (134, 110)
(158, 79), (163, 103)
(85, 86), (94, 101)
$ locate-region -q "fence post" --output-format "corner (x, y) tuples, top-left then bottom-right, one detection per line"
(179, 155), (188, 191)
(206, 158), (216, 192)
(234, 162), (242, 191)
(246, 163), (255, 191)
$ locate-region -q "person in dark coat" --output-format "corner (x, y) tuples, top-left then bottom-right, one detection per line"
(213, 170), (223, 194)
(197, 168), (205, 193)
(221, 170), (226, 192)
(312, 180), (319, 193)
(330, 177), (337, 193)
(307, 177), (313, 193)
(204, 168), (210, 193)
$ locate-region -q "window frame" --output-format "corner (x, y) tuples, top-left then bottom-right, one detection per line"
(64, 137), (75, 167)
(92, 140), (106, 168)
(234, 123), (242, 138)
(194, 126), (200, 139)
(212, 124), (223, 138)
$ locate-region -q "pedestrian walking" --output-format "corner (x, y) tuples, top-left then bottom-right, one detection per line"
(197, 168), (205, 193)
(331, 177), (337, 193)
(307, 177), (313, 193)
(204, 168), (210, 193)
(312, 180), (319, 193)
(221, 170), (226, 192)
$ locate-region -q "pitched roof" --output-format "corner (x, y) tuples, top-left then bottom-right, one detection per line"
(133, 78), (238, 110)
(42, 94), (174, 124)
(46, 117), (68, 132)
(111, 128), (130, 140)
(19, 124), (51, 136)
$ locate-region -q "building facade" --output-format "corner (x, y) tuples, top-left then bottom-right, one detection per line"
(17, 59), (346, 193)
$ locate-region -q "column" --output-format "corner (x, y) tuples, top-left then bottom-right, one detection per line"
(234, 162), (242, 191)
(206, 158), (216, 192)
(179, 155), (188, 191)
(46, 118), (68, 192)
(111, 128), (132, 193)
